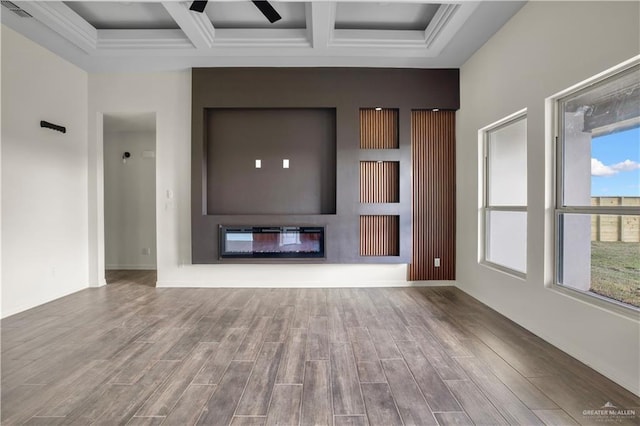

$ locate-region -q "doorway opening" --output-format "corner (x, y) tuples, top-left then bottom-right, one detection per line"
(103, 113), (157, 286)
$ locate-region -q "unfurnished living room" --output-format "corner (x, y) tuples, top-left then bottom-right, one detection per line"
(1, 1), (639, 425)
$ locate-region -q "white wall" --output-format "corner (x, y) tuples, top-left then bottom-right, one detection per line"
(88, 72), (188, 287)
(88, 72), (413, 289)
(457, 1), (640, 395)
(104, 128), (156, 270)
(1, 25), (89, 318)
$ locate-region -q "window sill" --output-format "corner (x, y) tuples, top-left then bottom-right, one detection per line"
(480, 260), (527, 281)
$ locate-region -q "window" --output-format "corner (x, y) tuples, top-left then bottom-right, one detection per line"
(555, 61), (639, 310)
(481, 112), (527, 276)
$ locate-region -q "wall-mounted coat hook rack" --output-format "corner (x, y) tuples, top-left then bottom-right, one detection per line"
(40, 120), (66, 133)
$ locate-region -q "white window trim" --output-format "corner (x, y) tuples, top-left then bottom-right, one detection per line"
(548, 56), (640, 316)
(479, 109), (528, 279)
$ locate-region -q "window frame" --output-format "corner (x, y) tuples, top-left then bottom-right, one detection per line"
(552, 58), (640, 313)
(480, 110), (528, 279)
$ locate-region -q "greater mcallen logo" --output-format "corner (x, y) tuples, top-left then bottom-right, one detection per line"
(582, 402), (637, 422)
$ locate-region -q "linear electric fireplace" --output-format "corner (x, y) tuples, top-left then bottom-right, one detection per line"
(220, 226), (325, 259)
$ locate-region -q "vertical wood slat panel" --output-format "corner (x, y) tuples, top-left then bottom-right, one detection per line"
(360, 215), (399, 256)
(409, 111), (456, 280)
(360, 161), (399, 203)
(360, 109), (399, 149)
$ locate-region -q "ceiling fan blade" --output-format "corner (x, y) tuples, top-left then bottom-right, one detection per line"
(251, 1), (282, 24)
(189, 1), (208, 13)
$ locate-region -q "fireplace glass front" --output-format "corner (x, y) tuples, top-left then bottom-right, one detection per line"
(220, 226), (325, 259)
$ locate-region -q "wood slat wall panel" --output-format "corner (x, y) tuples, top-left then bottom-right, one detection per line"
(360, 215), (399, 256)
(409, 110), (456, 280)
(360, 109), (399, 149)
(360, 161), (400, 203)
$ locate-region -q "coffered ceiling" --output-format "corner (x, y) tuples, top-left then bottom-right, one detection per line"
(1, 1), (525, 72)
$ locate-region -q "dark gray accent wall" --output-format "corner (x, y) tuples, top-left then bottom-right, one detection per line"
(206, 108), (336, 215)
(192, 67), (459, 264)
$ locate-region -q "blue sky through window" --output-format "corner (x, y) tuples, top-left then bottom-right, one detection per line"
(591, 126), (640, 197)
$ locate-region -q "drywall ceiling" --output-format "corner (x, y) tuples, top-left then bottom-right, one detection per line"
(1, 1), (525, 72)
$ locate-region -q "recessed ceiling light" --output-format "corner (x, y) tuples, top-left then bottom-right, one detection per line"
(375, 107), (382, 111)
(432, 108), (440, 112)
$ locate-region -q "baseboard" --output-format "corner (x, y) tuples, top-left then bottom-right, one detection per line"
(156, 280), (456, 288)
(106, 265), (157, 270)
(406, 280), (457, 287)
(1, 284), (88, 319)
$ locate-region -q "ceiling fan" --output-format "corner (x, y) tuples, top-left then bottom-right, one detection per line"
(189, 1), (282, 24)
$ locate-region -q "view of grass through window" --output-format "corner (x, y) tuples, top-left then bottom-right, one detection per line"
(591, 241), (639, 307)
(590, 127), (640, 308)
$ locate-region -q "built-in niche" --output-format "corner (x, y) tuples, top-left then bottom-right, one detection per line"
(360, 215), (400, 256)
(359, 161), (400, 203)
(205, 108), (336, 215)
(360, 108), (399, 149)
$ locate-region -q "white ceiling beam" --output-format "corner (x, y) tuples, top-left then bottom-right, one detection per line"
(93, 28), (317, 52)
(214, 29), (309, 48)
(306, 2), (336, 49)
(97, 30), (193, 51)
(162, 2), (215, 49)
(423, 2), (479, 54)
(17, 1), (97, 53)
(331, 30), (426, 48)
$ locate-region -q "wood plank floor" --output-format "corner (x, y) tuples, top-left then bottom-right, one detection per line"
(105, 270), (157, 287)
(2, 282), (639, 425)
